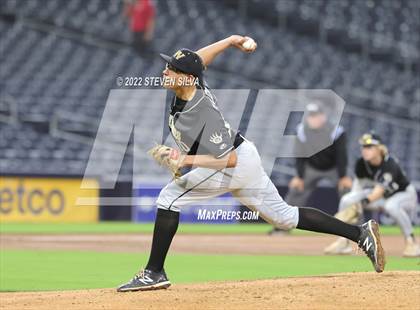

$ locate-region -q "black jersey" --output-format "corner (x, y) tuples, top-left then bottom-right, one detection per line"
(295, 123), (348, 177)
(168, 85), (243, 158)
(355, 156), (410, 198)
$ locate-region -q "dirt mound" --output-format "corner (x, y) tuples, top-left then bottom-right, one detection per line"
(1, 271), (419, 310)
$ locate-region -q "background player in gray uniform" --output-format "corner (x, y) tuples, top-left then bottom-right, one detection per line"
(324, 133), (420, 257)
(270, 102), (352, 235)
(117, 35), (385, 292)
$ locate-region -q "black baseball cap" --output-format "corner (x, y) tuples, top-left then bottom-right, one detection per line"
(359, 132), (383, 146)
(160, 48), (205, 85)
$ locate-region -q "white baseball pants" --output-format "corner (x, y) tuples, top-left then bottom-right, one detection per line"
(156, 140), (299, 230)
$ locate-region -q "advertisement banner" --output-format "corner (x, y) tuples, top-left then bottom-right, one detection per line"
(0, 177), (99, 223)
(133, 186), (240, 223)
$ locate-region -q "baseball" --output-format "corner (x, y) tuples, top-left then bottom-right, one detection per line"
(242, 38), (256, 50)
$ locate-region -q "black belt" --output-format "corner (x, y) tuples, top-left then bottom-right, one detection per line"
(233, 133), (245, 149)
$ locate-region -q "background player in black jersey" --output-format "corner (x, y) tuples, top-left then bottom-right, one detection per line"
(324, 133), (420, 257)
(270, 102), (353, 235)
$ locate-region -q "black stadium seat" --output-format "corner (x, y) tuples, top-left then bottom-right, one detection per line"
(0, 0), (418, 183)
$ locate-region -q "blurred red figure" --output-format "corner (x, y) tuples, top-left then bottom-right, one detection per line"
(124, 0), (155, 55)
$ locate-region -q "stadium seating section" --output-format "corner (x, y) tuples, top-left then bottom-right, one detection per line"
(1, 0), (419, 185)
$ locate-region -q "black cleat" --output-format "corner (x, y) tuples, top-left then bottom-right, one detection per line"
(117, 268), (171, 292)
(358, 220), (386, 273)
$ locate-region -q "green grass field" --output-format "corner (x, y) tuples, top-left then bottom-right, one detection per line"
(1, 222), (416, 235)
(1, 223), (419, 292)
(1, 250), (419, 291)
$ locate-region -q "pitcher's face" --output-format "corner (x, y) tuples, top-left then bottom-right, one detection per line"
(162, 64), (195, 90)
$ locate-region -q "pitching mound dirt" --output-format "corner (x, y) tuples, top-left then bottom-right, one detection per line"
(1, 271), (419, 310)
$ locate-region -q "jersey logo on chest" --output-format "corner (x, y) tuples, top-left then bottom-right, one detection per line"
(169, 114), (190, 153)
(209, 132), (223, 144)
(169, 115), (181, 141)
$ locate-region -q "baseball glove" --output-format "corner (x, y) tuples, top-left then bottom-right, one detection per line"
(147, 144), (185, 179)
(334, 202), (363, 224)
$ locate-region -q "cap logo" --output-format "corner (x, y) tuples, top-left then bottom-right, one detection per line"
(359, 133), (381, 146)
(173, 50), (186, 60)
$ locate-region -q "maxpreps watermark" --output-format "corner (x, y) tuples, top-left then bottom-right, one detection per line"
(197, 209), (259, 221)
(77, 89), (346, 206)
(116, 76), (199, 87)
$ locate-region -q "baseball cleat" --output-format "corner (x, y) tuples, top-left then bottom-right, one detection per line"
(324, 237), (353, 255)
(357, 220), (385, 273)
(117, 268), (171, 292)
(402, 238), (420, 257)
